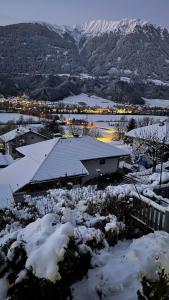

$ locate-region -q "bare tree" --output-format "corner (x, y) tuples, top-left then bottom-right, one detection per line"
(132, 127), (169, 172)
(87, 128), (102, 138)
(136, 117), (154, 128)
(114, 116), (128, 140)
(68, 124), (82, 136)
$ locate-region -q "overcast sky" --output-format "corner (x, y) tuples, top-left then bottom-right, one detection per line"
(0, 0), (168, 28)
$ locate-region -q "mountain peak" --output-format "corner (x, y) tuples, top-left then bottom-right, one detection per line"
(77, 18), (149, 35)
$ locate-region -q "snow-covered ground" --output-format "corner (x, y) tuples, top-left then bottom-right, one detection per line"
(144, 98), (169, 107)
(0, 184), (169, 299)
(72, 231), (169, 300)
(0, 113), (39, 123)
(59, 113), (166, 123)
(57, 93), (118, 108)
(147, 79), (169, 87)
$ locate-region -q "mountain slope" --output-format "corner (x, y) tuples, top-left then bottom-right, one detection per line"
(0, 19), (169, 102)
(0, 19), (169, 81)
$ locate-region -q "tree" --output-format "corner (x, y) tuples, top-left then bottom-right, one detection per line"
(114, 116), (128, 140)
(137, 117), (154, 128)
(127, 118), (137, 132)
(38, 117), (64, 138)
(132, 127), (169, 172)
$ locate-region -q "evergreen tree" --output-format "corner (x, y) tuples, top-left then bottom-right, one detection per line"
(127, 118), (137, 132)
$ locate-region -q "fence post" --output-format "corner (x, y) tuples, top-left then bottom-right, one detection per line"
(164, 210), (169, 232)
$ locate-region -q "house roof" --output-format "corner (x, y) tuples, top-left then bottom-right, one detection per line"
(126, 122), (169, 144)
(0, 136), (129, 192)
(0, 126), (47, 143)
(0, 184), (14, 209)
(0, 154), (14, 167)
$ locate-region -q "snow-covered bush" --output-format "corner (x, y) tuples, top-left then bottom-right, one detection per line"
(0, 184), (165, 299)
(0, 214), (91, 300)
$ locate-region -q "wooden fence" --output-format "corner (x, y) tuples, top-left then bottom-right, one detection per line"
(131, 194), (169, 232)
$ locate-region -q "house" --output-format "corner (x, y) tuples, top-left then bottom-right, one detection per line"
(126, 120), (169, 168)
(0, 184), (14, 209)
(0, 136), (129, 193)
(0, 126), (48, 159)
(0, 153), (14, 169)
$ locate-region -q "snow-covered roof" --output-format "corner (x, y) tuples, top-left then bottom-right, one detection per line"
(0, 126), (46, 143)
(0, 184), (14, 209)
(126, 122), (169, 143)
(0, 154), (14, 167)
(0, 136), (129, 192)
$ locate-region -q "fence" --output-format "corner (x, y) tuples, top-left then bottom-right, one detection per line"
(131, 194), (169, 232)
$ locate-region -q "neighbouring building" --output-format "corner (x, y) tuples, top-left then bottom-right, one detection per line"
(126, 120), (169, 168)
(0, 153), (14, 169)
(0, 184), (14, 209)
(0, 136), (129, 193)
(0, 127), (48, 159)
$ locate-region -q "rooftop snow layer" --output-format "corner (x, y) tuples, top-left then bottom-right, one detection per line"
(0, 184), (14, 209)
(0, 154), (14, 166)
(126, 121), (169, 143)
(0, 136), (129, 192)
(0, 126), (40, 142)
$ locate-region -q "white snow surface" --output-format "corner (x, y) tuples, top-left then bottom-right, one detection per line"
(147, 79), (169, 87)
(0, 184), (14, 209)
(126, 122), (169, 143)
(8, 214), (74, 283)
(0, 136), (129, 192)
(0, 126), (42, 142)
(72, 231), (169, 300)
(0, 153), (13, 166)
(0, 113), (38, 123)
(144, 98), (169, 108)
(1, 184), (169, 298)
(78, 19), (148, 36)
(59, 114), (165, 123)
(57, 93), (118, 108)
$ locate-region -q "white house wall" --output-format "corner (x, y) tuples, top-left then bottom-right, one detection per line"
(82, 157), (119, 183)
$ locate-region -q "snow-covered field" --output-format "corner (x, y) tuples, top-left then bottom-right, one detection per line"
(147, 79), (169, 87)
(0, 113), (39, 123)
(57, 93), (118, 108)
(59, 113), (166, 123)
(144, 98), (169, 107)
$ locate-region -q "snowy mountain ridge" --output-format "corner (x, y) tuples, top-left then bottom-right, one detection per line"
(36, 18), (161, 38)
(34, 21), (73, 36)
(76, 18), (150, 36)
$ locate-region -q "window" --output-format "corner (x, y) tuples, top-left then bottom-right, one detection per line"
(100, 159), (105, 165)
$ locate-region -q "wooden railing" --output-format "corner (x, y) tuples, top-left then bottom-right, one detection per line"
(131, 194), (169, 232)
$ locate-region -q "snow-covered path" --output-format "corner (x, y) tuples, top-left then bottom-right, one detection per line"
(72, 232), (169, 300)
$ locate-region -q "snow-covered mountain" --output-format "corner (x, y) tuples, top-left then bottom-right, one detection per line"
(77, 18), (149, 36)
(0, 18), (169, 101)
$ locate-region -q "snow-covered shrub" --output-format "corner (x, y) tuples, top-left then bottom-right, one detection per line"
(137, 268), (169, 300)
(0, 214), (91, 300)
